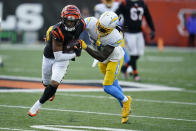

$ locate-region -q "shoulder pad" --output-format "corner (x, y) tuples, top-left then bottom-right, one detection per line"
(51, 23), (64, 42)
(84, 17), (97, 29)
(80, 18), (86, 31)
(101, 29), (123, 47)
(74, 19), (86, 39)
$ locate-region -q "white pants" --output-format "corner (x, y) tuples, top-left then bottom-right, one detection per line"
(124, 32), (145, 56)
(42, 55), (69, 85)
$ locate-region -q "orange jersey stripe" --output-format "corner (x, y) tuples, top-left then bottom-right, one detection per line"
(52, 30), (60, 40)
(57, 27), (64, 41)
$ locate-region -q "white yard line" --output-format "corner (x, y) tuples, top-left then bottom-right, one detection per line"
(30, 125), (137, 131)
(1, 44), (196, 53)
(142, 56), (184, 62)
(0, 91), (195, 106)
(57, 93), (196, 106)
(0, 104), (196, 122)
(0, 127), (34, 131)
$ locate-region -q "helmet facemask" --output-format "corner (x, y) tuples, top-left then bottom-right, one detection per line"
(62, 17), (79, 31)
(96, 11), (119, 37)
(96, 20), (113, 37)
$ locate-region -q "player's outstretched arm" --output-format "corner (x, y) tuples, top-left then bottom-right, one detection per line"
(81, 40), (114, 62)
(144, 3), (155, 40)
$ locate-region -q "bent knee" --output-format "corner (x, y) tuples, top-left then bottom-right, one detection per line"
(50, 80), (59, 87)
(103, 85), (111, 93)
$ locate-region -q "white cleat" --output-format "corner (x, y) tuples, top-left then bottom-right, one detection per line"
(28, 100), (42, 117)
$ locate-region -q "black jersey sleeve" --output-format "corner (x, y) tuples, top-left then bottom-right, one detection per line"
(144, 3), (155, 32)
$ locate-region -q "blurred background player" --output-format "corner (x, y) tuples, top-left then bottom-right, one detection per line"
(28, 5), (85, 117)
(94, 0), (120, 18)
(186, 13), (196, 47)
(0, 56), (3, 67)
(93, 0), (130, 69)
(0, 18), (4, 67)
(116, 0), (156, 81)
(80, 11), (131, 124)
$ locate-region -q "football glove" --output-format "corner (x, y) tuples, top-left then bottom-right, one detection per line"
(80, 40), (87, 49)
(74, 42), (82, 57)
(63, 40), (81, 53)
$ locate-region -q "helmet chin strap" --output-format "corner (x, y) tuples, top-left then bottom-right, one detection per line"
(64, 26), (75, 31)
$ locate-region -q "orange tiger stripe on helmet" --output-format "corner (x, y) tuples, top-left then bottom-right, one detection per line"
(61, 5), (81, 20)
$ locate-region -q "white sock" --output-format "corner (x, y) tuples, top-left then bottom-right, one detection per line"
(122, 96), (128, 103)
(29, 100), (42, 114)
(32, 100), (42, 109)
(36, 100), (42, 107)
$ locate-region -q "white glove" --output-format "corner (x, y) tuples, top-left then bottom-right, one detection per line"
(92, 59), (99, 67)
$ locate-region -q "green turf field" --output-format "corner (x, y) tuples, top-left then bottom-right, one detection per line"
(0, 44), (196, 131)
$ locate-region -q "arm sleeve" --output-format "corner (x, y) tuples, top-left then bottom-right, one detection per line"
(115, 1), (125, 15)
(85, 45), (114, 62)
(45, 26), (53, 41)
(144, 3), (155, 32)
(54, 51), (76, 62)
(84, 17), (93, 31)
(51, 26), (65, 42)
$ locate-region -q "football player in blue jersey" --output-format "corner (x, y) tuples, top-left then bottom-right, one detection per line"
(80, 11), (132, 124)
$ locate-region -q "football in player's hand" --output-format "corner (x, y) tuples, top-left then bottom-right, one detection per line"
(73, 40), (82, 57)
(63, 40), (81, 53)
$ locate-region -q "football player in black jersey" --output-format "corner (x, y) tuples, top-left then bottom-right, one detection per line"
(116, 0), (155, 81)
(28, 5), (85, 117)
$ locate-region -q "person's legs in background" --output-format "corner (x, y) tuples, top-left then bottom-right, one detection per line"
(124, 32), (143, 81)
(189, 33), (195, 47)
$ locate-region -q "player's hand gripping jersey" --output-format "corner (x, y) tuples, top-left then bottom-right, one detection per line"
(44, 20), (85, 58)
(84, 16), (124, 63)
